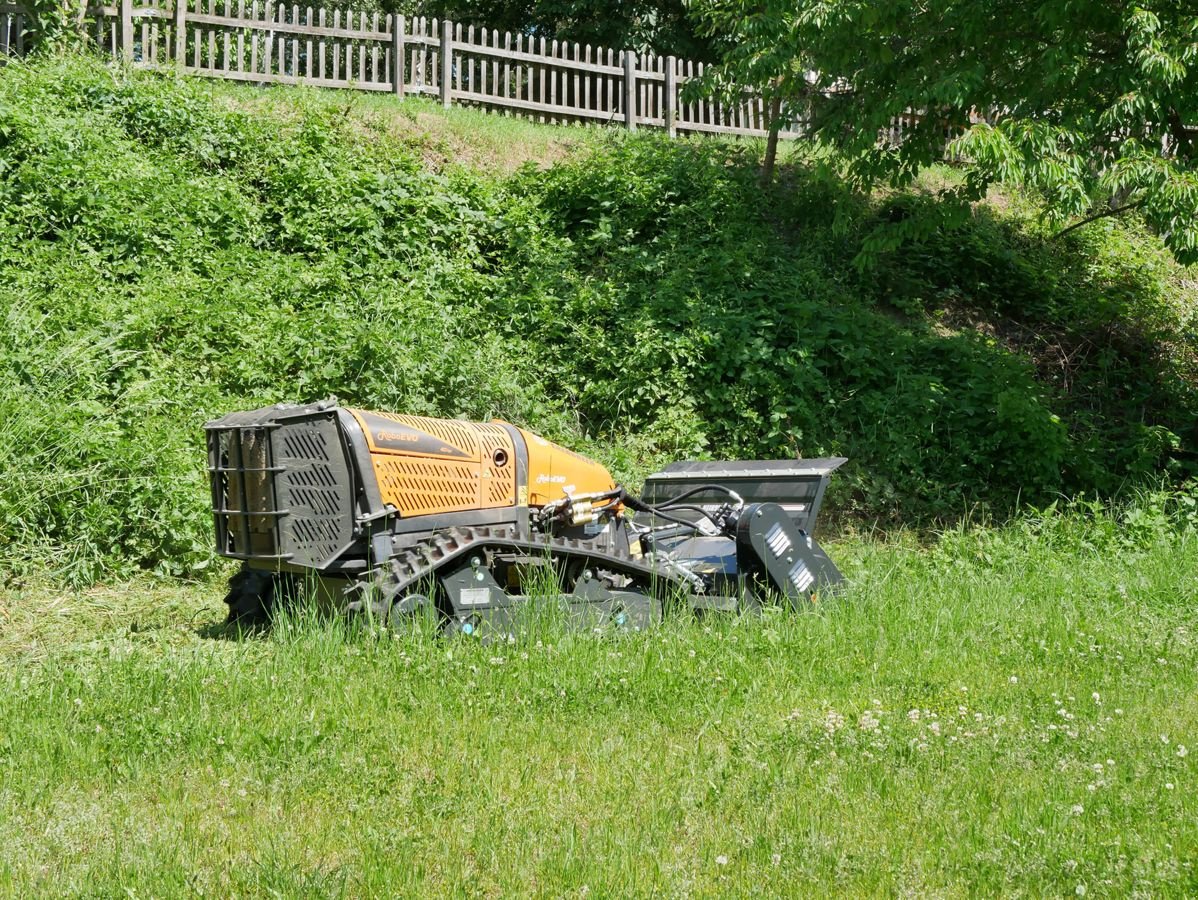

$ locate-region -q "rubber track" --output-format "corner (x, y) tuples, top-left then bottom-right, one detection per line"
(371, 524), (692, 599)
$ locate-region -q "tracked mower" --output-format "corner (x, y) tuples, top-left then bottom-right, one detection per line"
(205, 401), (844, 634)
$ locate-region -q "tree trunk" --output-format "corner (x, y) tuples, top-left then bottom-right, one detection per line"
(761, 93), (783, 187)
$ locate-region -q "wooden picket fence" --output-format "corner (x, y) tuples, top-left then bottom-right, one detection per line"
(0, 3), (27, 58)
(2, 0), (804, 138)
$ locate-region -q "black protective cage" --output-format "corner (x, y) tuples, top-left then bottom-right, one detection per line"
(206, 421), (291, 562)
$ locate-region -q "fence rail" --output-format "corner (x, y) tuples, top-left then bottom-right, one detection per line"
(0, 1), (804, 138)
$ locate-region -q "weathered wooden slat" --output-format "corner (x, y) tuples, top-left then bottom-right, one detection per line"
(605, 47), (613, 116)
(536, 36), (545, 121)
(205, 0), (214, 68)
(490, 29), (498, 100)
(248, 0), (256, 71)
(582, 44), (591, 110)
(316, 6), (324, 78)
(329, 7), (338, 80)
(447, 86), (639, 123)
(184, 64), (394, 89)
(445, 39), (622, 75)
(390, 13), (402, 95)
(502, 31), (510, 99)
(513, 32), (522, 105)
(638, 53), (648, 123)
(664, 55), (676, 137)
(185, 9), (387, 40)
(622, 49), (635, 129)
(262, 0), (274, 74)
(303, 6), (312, 78)
(433, 19), (445, 104)
(676, 118), (772, 137)
(126, 6), (170, 20)
(359, 13), (368, 82)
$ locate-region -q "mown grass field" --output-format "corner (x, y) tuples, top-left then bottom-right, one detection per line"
(2, 508), (1196, 896)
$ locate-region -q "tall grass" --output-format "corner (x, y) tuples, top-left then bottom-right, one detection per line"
(2, 498), (1196, 895)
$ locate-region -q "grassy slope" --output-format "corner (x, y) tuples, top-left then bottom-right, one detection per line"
(1, 56), (1196, 582)
(2, 512), (1197, 895)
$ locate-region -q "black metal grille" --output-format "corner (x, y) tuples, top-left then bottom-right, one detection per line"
(273, 422), (352, 567)
(207, 424), (289, 561)
(206, 409), (355, 569)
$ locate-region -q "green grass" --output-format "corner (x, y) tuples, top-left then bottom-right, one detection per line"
(217, 84), (610, 173)
(3, 505), (1197, 896)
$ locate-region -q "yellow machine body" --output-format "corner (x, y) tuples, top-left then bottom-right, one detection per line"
(347, 408), (615, 518)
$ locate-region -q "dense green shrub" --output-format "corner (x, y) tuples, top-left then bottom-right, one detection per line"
(0, 54), (1193, 582)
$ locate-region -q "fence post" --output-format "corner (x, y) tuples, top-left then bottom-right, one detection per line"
(120, 0), (134, 58)
(173, 0), (187, 68)
(664, 55), (677, 138)
(622, 49), (636, 130)
(391, 14), (405, 97)
(439, 20), (451, 107)
(0, 11), (10, 59)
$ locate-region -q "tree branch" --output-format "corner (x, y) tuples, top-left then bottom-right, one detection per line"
(1166, 107), (1195, 161)
(1052, 200), (1144, 240)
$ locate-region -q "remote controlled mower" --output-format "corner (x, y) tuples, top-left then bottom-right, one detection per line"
(205, 400), (844, 635)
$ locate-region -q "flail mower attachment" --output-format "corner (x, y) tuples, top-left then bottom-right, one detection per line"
(205, 401), (844, 636)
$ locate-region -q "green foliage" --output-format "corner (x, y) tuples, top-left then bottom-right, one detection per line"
(691, 0), (1198, 264)
(509, 137), (1193, 511)
(0, 55), (1194, 582)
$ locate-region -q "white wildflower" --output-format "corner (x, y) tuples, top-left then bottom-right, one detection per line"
(1009, 675), (1019, 684)
(1178, 745), (1189, 758)
(1071, 804), (1085, 816)
(1076, 884), (1087, 897)
(1166, 782), (1175, 791)
(715, 855), (728, 866)
(907, 709), (920, 722)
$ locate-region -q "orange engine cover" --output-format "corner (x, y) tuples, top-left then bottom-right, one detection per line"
(347, 409), (615, 517)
